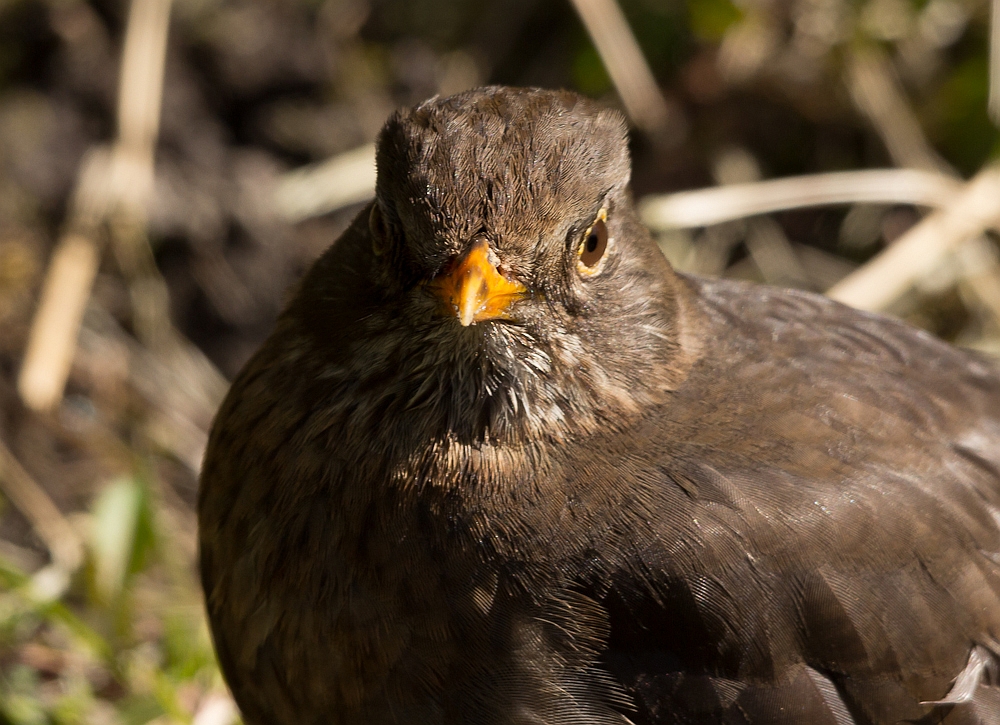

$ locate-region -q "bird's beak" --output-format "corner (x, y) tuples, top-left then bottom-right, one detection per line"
(428, 238), (528, 326)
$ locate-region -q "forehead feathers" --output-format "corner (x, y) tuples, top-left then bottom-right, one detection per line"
(375, 87), (631, 269)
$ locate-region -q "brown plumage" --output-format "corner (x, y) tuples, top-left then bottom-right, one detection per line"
(198, 86), (1000, 724)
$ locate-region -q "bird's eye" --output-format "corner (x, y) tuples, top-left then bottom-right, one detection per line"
(577, 209), (609, 274)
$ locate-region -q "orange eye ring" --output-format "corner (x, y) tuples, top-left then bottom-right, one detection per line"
(577, 209), (609, 274)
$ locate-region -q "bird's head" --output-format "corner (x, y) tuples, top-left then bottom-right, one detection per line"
(294, 87), (699, 449)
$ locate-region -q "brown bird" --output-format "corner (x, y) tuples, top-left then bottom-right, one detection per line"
(198, 86), (1000, 724)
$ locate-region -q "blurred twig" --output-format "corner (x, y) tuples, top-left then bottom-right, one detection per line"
(17, 0), (174, 412)
(711, 147), (811, 288)
(567, 0), (681, 139)
(18, 149), (113, 412)
(0, 439), (84, 598)
(78, 304), (227, 473)
(847, 46), (955, 174)
(640, 168), (960, 230)
(106, 0), (174, 351)
(275, 143), (377, 222)
(957, 238), (1000, 323)
(116, 0), (172, 188)
(745, 217), (812, 288)
(17, 235), (99, 412)
(137, 338), (228, 471)
(827, 163), (1000, 310)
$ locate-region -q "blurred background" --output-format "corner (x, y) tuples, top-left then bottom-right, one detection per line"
(0, 0), (998, 722)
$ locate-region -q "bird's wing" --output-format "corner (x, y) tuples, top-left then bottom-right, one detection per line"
(586, 278), (1000, 724)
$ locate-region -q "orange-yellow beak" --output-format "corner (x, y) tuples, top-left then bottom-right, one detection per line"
(428, 238), (528, 326)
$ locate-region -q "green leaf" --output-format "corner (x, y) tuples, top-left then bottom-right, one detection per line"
(88, 477), (146, 605)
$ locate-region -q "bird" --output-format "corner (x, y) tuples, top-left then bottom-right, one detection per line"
(198, 86), (1000, 725)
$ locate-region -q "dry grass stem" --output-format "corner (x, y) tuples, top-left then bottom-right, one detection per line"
(827, 164), (1000, 310)
(81, 304), (227, 473)
(137, 339), (228, 471)
(639, 168), (960, 230)
(274, 143), (377, 222)
(958, 239), (1000, 323)
(847, 47), (954, 174)
(116, 0), (173, 209)
(17, 0), (174, 413)
(568, 0), (677, 137)
(17, 233), (101, 412)
(0, 438), (84, 584)
(17, 148), (116, 411)
(109, 0), (176, 350)
(744, 217), (812, 288)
